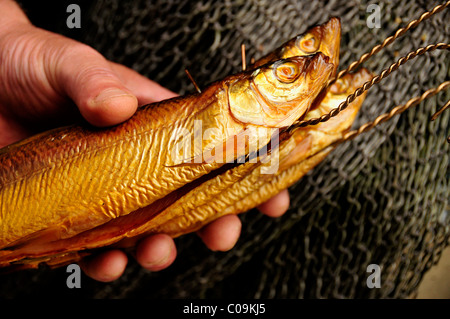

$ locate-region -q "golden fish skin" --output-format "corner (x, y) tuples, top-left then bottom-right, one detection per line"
(0, 52), (334, 268)
(132, 68), (373, 239)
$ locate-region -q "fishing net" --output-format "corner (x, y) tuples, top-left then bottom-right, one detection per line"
(2, 0), (448, 298)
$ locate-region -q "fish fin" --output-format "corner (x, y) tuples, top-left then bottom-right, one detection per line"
(0, 227), (62, 251)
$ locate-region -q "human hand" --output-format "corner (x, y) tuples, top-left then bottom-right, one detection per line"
(0, 0), (289, 281)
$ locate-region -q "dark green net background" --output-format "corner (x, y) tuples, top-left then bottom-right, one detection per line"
(1, 0), (448, 298)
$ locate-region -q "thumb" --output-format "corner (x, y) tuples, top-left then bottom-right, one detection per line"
(55, 43), (138, 127)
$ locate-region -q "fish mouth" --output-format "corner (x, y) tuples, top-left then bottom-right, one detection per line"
(319, 17), (341, 76)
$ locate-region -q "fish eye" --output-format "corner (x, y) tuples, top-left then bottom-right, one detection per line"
(297, 34), (319, 53)
(273, 61), (301, 83)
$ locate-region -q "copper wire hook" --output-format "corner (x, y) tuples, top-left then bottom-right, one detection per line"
(185, 68), (201, 93)
(241, 44), (247, 71)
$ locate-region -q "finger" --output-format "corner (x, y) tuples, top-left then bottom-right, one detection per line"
(197, 215), (242, 251)
(80, 249), (128, 282)
(135, 234), (177, 271)
(257, 189), (290, 217)
(108, 61), (178, 105)
(55, 43), (138, 127)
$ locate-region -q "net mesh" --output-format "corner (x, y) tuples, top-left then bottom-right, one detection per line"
(2, 0), (449, 298)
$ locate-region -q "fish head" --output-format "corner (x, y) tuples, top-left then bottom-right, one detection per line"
(289, 17), (340, 74)
(228, 52), (334, 128)
(304, 67), (373, 134)
(278, 67), (372, 171)
(252, 17), (341, 75)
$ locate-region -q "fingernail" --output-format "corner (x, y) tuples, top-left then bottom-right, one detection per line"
(93, 88), (133, 105)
